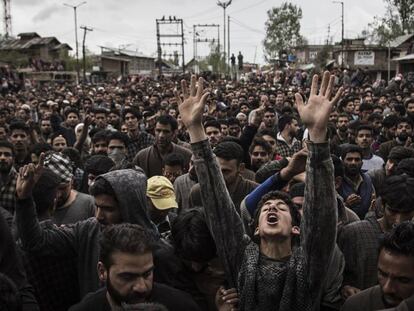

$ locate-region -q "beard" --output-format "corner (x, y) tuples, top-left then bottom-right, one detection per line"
(397, 133), (409, 142)
(0, 162), (12, 174)
(106, 275), (149, 306)
(56, 191), (70, 207)
(345, 165), (361, 177)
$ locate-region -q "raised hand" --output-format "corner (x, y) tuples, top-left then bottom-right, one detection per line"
(295, 71), (343, 143)
(175, 75), (209, 142)
(16, 153), (45, 200)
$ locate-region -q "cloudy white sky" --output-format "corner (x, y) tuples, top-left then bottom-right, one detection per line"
(9, 0), (387, 64)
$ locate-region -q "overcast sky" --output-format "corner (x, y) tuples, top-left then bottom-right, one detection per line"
(10, 0), (387, 64)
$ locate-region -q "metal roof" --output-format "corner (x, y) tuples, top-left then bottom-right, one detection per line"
(389, 34), (414, 48)
(0, 34), (72, 51)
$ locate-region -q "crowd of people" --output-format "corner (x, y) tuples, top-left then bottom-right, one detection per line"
(0, 64), (414, 311)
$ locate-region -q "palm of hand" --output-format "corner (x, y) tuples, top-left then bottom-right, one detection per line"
(178, 95), (204, 129)
(300, 94), (332, 130)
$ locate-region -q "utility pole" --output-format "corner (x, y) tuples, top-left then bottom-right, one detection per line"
(3, 0), (12, 38)
(80, 25), (92, 83)
(326, 24), (331, 45)
(228, 15), (230, 72)
(333, 1), (344, 68)
(64, 1), (87, 84)
(217, 0), (232, 76)
(193, 24), (220, 73)
(156, 16), (185, 75)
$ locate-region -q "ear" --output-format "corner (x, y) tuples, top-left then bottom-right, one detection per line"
(254, 226), (259, 236)
(97, 261), (107, 282)
(291, 225), (300, 236)
(334, 176), (342, 189)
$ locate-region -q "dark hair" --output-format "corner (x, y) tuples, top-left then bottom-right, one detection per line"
(289, 182), (305, 198)
(107, 131), (129, 146)
(30, 142), (52, 157)
(9, 121), (30, 135)
(258, 128), (277, 140)
(91, 130), (109, 144)
(33, 168), (61, 217)
(164, 153), (184, 169)
(264, 107), (276, 114)
(204, 120), (221, 131)
(64, 108), (79, 119)
(227, 117), (240, 127)
(89, 176), (116, 198)
(171, 207), (217, 262)
(252, 191), (301, 244)
(359, 102), (373, 112)
(332, 155), (344, 177)
(356, 124), (373, 135)
(50, 132), (67, 145)
(122, 107), (142, 120)
(367, 113), (383, 122)
(93, 107), (109, 115)
(380, 221), (414, 257)
(0, 273), (22, 311)
(99, 224), (155, 268)
(249, 137), (272, 155)
(278, 114), (295, 132)
(337, 113), (350, 120)
(214, 141), (244, 164)
(341, 144), (363, 160)
(380, 174), (414, 212)
(156, 115), (178, 131)
(382, 114), (399, 129)
(397, 116), (412, 128)
(84, 155), (114, 175)
(0, 140), (15, 156)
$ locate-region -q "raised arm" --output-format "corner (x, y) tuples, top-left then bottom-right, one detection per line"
(176, 76), (247, 288)
(296, 71), (342, 301)
(15, 154), (79, 257)
(74, 115), (93, 154)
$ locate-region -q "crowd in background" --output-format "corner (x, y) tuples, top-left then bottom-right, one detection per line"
(0, 67), (414, 311)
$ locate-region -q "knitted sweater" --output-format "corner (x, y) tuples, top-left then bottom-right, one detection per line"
(192, 139), (337, 311)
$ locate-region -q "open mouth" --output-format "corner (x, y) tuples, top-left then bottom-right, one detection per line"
(267, 213), (279, 225)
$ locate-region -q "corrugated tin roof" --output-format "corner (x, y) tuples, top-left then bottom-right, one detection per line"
(390, 34), (414, 48)
(0, 35), (71, 51)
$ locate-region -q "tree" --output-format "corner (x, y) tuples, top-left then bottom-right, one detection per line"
(263, 2), (304, 61)
(366, 0), (414, 45)
(314, 45), (331, 70)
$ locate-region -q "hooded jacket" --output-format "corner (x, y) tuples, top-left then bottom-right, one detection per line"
(16, 169), (154, 298)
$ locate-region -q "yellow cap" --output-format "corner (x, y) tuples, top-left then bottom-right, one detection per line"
(147, 176), (178, 210)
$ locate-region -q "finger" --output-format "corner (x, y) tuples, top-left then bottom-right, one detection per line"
(330, 86), (344, 106)
(200, 91), (210, 107)
(224, 293), (238, 300)
(325, 75), (335, 99)
(295, 93), (304, 111)
(319, 71), (330, 96)
(310, 74), (319, 95)
(196, 77), (204, 99)
(37, 153), (45, 169)
(173, 90), (183, 105)
(190, 75), (197, 97)
(181, 79), (189, 100)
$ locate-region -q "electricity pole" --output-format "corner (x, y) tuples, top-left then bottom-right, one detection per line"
(333, 1), (344, 68)
(217, 0), (232, 75)
(156, 16), (185, 75)
(193, 24), (220, 73)
(64, 1), (87, 84)
(80, 25), (93, 83)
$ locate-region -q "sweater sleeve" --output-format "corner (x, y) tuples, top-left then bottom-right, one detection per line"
(191, 139), (249, 288)
(15, 197), (79, 257)
(301, 141), (338, 303)
(245, 173), (288, 217)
